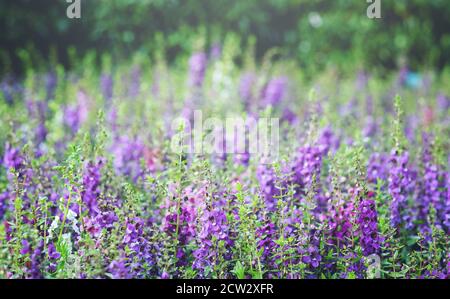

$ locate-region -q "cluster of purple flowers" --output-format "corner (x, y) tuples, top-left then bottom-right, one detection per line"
(111, 135), (147, 182)
(120, 217), (156, 278)
(261, 77), (288, 107)
(417, 134), (440, 236)
(367, 153), (389, 185)
(388, 150), (416, 229)
(289, 145), (324, 198)
(357, 195), (381, 256)
(26, 100), (48, 146)
(193, 206), (232, 275)
(84, 210), (118, 238)
(256, 162), (280, 212)
(128, 67), (141, 98)
(81, 159), (103, 216)
(256, 221), (278, 271)
(0, 191), (8, 220)
(100, 74), (113, 102)
(161, 189), (200, 266)
(444, 175), (450, 232)
(326, 200), (355, 248)
(300, 229), (323, 271)
(64, 90), (89, 134)
(188, 52), (207, 88)
(239, 73), (256, 107)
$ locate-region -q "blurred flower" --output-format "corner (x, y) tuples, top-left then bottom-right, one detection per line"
(45, 71), (57, 101)
(308, 12), (323, 28)
(0, 192), (9, 221)
(64, 90), (89, 133)
(239, 72), (256, 106)
(100, 73), (113, 102)
(210, 43), (222, 60)
(261, 77), (288, 107)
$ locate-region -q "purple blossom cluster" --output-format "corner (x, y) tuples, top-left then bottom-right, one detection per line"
(289, 145), (324, 198)
(326, 200), (355, 248)
(357, 196), (381, 256)
(256, 162), (280, 212)
(193, 207), (232, 275)
(388, 150), (416, 229)
(367, 152), (389, 184)
(0, 53), (449, 280)
(81, 159), (103, 216)
(261, 77), (288, 107)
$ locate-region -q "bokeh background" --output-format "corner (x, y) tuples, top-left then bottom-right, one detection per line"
(0, 0), (450, 280)
(1, 0), (450, 76)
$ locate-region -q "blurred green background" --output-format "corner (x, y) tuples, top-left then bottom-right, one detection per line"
(1, 0), (449, 75)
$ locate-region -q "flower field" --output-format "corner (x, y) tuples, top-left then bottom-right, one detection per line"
(0, 39), (449, 279)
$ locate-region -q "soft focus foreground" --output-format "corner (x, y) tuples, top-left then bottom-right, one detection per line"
(0, 40), (449, 279)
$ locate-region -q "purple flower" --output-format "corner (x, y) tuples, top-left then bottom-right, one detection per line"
(357, 197), (381, 256)
(210, 43), (222, 60)
(163, 206), (196, 244)
(2, 143), (34, 192)
(108, 258), (132, 279)
(396, 66), (409, 87)
(128, 67), (141, 98)
(318, 126), (340, 156)
(188, 52), (207, 88)
(256, 221), (278, 270)
(301, 229), (322, 270)
(20, 240), (31, 255)
(367, 152), (389, 184)
(256, 162), (279, 212)
(326, 201), (355, 248)
(3, 143), (24, 170)
(356, 71), (368, 91)
(436, 93), (449, 112)
(1, 77), (23, 105)
(64, 90), (89, 133)
(81, 159), (104, 216)
(100, 74), (113, 101)
(261, 77), (288, 107)
(193, 206), (232, 276)
(442, 173), (450, 233)
(110, 135), (146, 182)
(239, 73), (256, 105)
(26, 100), (48, 145)
(45, 71), (57, 101)
(48, 243), (61, 260)
(281, 108), (298, 124)
(120, 217), (156, 278)
(29, 241), (44, 278)
(289, 145), (323, 198)
(416, 134), (442, 237)
(363, 116), (379, 138)
(0, 192), (8, 221)
(1, 80), (14, 104)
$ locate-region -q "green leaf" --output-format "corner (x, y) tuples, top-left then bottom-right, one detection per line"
(232, 261), (246, 279)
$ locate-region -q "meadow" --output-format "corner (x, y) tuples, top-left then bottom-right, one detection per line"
(0, 36), (449, 279)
